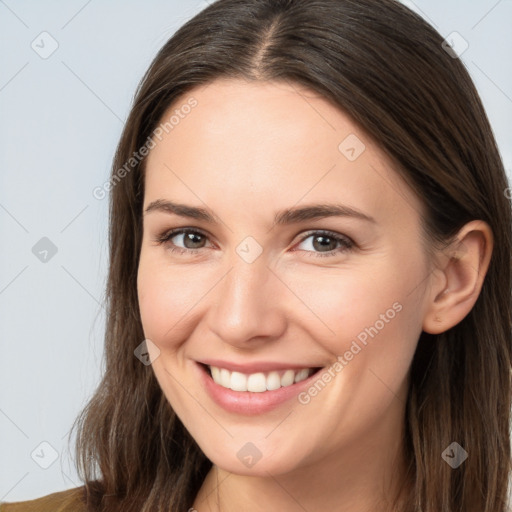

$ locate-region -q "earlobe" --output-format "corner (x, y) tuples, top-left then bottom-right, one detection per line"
(422, 220), (493, 334)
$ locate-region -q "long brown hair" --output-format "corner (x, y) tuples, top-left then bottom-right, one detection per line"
(69, 0), (512, 510)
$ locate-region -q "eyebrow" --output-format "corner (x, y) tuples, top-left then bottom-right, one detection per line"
(144, 199), (376, 225)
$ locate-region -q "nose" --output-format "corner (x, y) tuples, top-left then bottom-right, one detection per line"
(206, 253), (287, 349)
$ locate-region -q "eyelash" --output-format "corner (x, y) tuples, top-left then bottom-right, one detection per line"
(154, 228), (355, 258)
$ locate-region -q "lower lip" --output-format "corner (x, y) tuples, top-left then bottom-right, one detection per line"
(197, 363), (322, 415)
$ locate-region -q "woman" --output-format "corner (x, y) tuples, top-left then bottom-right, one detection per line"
(2, 0), (510, 510)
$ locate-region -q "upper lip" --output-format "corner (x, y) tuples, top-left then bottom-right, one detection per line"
(197, 359), (323, 374)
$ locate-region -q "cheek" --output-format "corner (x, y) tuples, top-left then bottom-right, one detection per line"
(137, 253), (204, 347)
(289, 255), (425, 393)
(287, 271), (422, 440)
(287, 264), (417, 351)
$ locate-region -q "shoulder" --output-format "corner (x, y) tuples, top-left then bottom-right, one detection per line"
(0, 486), (87, 512)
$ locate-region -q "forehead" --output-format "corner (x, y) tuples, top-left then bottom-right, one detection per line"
(143, 78), (423, 227)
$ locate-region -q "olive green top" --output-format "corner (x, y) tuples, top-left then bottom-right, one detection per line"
(0, 487), (86, 512)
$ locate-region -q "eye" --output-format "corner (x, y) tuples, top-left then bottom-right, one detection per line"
(154, 228), (355, 258)
(154, 228), (212, 256)
(293, 230), (355, 258)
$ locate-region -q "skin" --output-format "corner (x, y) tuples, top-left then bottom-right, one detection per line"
(137, 78), (493, 512)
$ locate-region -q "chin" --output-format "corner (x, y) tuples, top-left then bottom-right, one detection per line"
(199, 439), (310, 478)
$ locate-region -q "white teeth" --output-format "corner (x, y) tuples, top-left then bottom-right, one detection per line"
(230, 371), (247, 391)
(294, 368), (310, 383)
(266, 371), (281, 391)
(208, 366), (315, 392)
(281, 369), (295, 387)
(247, 372), (266, 392)
(220, 368), (231, 388)
(211, 366), (220, 382)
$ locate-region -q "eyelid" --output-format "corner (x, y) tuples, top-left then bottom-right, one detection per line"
(295, 229), (354, 246)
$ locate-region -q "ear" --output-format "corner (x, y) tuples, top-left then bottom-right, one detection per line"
(422, 220), (493, 334)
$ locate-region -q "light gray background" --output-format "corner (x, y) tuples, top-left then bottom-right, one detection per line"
(1, 0), (511, 502)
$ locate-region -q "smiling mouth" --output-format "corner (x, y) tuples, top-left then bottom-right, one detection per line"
(202, 364), (323, 393)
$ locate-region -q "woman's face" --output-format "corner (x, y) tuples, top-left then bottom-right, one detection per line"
(137, 78), (432, 477)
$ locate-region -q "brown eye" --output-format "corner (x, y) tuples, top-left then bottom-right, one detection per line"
(311, 234), (338, 252)
(179, 231), (207, 249)
(155, 228), (211, 255)
(295, 231), (354, 258)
